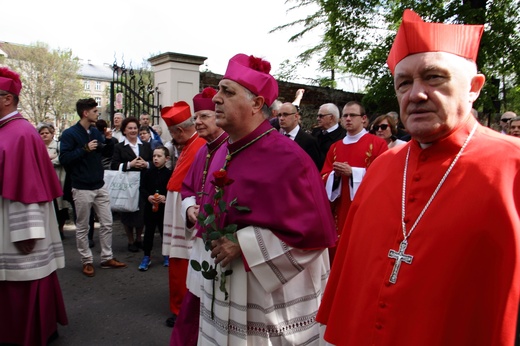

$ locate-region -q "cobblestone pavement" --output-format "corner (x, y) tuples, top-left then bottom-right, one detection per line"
(52, 218), (172, 346)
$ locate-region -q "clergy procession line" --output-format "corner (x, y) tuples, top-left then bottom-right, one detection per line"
(1, 8), (520, 346)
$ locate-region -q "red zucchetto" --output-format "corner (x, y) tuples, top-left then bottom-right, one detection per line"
(161, 101), (192, 127)
(387, 9), (484, 74)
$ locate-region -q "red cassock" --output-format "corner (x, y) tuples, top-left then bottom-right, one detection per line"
(167, 134), (206, 192)
(317, 119), (520, 345)
(320, 133), (387, 235)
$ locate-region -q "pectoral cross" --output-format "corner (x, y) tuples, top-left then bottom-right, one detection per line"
(388, 239), (413, 284)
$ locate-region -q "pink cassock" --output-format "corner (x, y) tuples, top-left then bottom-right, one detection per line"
(0, 113), (62, 204)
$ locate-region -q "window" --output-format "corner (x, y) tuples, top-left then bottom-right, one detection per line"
(84, 80), (90, 90)
(95, 97), (102, 107)
(95, 81), (101, 91)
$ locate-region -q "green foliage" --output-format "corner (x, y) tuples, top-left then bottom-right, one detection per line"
(277, 0), (520, 114)
(2, 42), (83, 127)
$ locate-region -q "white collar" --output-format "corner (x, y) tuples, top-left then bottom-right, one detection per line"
(324, 123), (339, 133)
(123, 137), (143, 146)
(343, 129), (368, 144)
(283, 125), (300, 139)
(2, 110), (18, 120)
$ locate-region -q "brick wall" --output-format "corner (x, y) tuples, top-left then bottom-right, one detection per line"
(201, 72), (363, 131)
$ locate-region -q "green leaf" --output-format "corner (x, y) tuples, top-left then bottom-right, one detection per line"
(215, 189), (224, 200)
(190, 260), (201, 272)
(203, 204), (214, 215)
(229, 197), (238, 206)
(197, 213), (206, 223)
(234, 205), (251, 212)
(223, 224), (237, 234)
(225, 233), (238, 243)
(209, 231), (222, 240)
(204, 214), (215, 226)
(218, 199), (227, 213)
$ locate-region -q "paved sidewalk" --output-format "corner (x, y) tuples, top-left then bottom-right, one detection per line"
(52, 219), (172, 346)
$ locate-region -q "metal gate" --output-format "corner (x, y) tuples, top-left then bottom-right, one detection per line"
(109, 60), (161, 125)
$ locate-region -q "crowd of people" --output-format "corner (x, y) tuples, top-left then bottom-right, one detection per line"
(1, 8), (519, 346)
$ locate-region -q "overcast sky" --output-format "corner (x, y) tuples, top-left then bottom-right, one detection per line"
(2, 0), (323, 81)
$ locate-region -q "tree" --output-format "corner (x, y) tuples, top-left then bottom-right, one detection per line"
(0, 42), (84, 128)
(274, 0), (520, 117)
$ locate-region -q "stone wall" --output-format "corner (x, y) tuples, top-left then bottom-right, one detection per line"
(200, 71), (364, 131)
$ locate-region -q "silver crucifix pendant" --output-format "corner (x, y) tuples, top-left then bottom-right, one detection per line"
(388, 239), (413, 284)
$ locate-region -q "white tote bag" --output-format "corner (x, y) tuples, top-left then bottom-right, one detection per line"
(103, 168), (141, 212)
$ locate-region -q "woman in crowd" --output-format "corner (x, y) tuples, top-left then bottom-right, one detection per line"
(38, 123), (69, 239)
(111, 117), (152, 252)
(370, 114), (407, 149)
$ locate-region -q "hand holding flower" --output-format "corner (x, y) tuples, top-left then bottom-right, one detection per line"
(211, 237), (242, 267)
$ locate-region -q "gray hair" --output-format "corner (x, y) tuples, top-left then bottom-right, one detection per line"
(509, 116), (520, 124)
(242, 86), (271, 119)
(175, 116), (195, 129)
(321, 103), (340, 122)
(270, 99), (282, 111)
(387, 111), (399, 121)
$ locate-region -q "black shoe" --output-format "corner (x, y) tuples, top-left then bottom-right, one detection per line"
(165, 314), (177, 327)
(128, 244), (139, 252)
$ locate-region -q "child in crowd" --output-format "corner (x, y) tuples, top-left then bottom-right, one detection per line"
(138, 146), (172, 271)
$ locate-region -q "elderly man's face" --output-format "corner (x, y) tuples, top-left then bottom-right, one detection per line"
(113, 114), (123, 127)
(194, 110), (219, 141)
(213, 79), (255, 136)
(394, 52), (485, 143)
(509, 120), (520, 137)
(317, 105), (336, 130)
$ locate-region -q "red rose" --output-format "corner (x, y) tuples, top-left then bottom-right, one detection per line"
(211, 170), (234, 188)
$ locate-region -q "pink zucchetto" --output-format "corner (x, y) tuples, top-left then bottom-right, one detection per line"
(0, 67), (22, 96)
(223, 54), (279, 107)
(193, 87), (217, 112)
(387, 9), (484, 75)
(161, 101), (192, 127)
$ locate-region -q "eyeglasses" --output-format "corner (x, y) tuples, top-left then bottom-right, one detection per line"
(501, 118), (512, 122)
(278, 112), (296, 118)
(373, 124), (390, 131)
(342, 113), (362, 118)
(317, 113), (333, 118)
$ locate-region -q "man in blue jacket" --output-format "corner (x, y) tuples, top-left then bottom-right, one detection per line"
(60, 98), (126, 277)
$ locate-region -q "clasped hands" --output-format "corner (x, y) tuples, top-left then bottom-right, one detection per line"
(130, 156), (148, 169)
(332, 161), (352, 177)
(148, 194), (166, 204)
